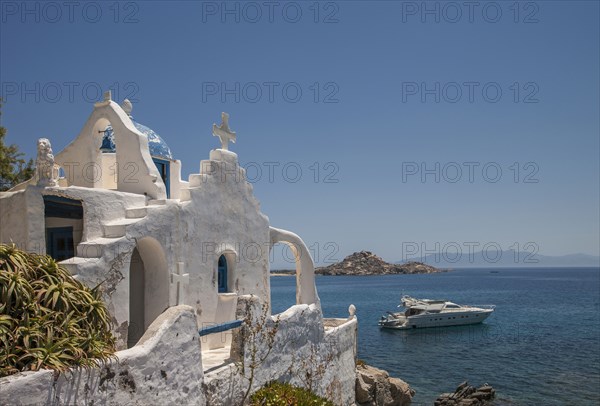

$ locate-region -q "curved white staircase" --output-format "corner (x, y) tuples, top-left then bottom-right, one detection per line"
(59, 203), (152, 276)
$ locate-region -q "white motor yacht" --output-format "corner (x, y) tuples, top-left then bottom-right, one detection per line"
(378, 295), (495, 330)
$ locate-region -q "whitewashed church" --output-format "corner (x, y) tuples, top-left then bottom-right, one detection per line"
(0, 91), (357, 405)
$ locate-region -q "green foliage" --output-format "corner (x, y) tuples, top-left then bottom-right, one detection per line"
(0, 244), (116, 377)
(250, 381), (335, 406)
(0, 99), (35, 191)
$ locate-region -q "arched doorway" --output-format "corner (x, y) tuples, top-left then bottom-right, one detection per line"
(127, 237), (170, 348)
(128, 247), (145, 347)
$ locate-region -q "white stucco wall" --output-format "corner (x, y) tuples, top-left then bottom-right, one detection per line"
(99, 152), (117, 190)
(0, 187), (45, 253)
(181, 149), (271, 331)
(1, 185), (145, 252)
(0, 304), (358, 406)
(203, 297), (358, 405)
(0, 189), (31, 250)
(0, 306), (205, 406)
(169, 159), (182, 200)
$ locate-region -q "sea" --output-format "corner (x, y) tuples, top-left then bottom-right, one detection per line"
(270, 267), (600, 405)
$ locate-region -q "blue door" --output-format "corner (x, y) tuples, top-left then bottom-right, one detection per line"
(218, 255), (228, 293)
(46, 227), (74, 261)
(152, 158), (170, 198)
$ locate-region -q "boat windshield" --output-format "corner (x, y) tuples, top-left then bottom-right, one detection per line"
(406, 308), (424, 316)
(419, 303), (445, 312)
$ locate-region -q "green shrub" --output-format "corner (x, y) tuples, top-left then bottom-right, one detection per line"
(250, 381), (334, 406)
(0, 244), (116, 377)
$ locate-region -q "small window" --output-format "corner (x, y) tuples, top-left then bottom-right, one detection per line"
(218, 255), (228, 293)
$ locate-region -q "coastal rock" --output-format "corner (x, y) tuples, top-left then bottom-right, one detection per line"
(434, 381), (495, 406)
(388, 377), (414, 405)
(356, 363), (415, 406)
(317, 251), (444, 276)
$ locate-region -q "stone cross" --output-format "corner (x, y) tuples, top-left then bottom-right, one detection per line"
(171, 262), (189, 305)
(212, 112), (236, 150)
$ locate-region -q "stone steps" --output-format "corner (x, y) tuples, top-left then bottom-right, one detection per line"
(58, 256), (92, 276)
(148, 199), (167, 206)
(70, 202), (148, 265)
(126, 207), (147, 219)
(102, 218), (141, 238)
(76, 237), (123, 258)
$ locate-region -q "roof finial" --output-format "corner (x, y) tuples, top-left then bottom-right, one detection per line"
(103, 90), (111, 102)
(348, 304), (356, 319)
(212, 112), (236, 150)
(121, 99), (133, 117)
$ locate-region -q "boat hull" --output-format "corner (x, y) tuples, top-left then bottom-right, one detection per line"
(379, 309), (493, 330)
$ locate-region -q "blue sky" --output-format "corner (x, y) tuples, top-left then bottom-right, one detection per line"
(1, 1), (599, 266)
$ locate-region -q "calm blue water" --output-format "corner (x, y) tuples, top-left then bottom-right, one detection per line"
(270, 268), (600, 405)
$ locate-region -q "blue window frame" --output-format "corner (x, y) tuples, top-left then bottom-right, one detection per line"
(152, 158), (170, 198)
(44, 195), (83, 219)
(218, 255), (228, 293)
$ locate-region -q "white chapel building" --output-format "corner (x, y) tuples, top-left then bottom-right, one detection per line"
(0, 91), (357, 405)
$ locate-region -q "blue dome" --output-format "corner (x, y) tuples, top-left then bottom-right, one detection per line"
(100, 121), (173, 160)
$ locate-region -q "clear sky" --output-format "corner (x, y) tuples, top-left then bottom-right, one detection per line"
(1, 1), (599, 266)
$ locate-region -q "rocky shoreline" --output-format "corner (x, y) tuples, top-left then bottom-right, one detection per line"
(354, 364), (496, 406)
(356, 363), (414, 406)
(435, 381), (496, 406)
(316, 251), (446, 276)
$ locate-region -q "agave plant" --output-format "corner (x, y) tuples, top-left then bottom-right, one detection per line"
(250, 381), (335, 406)
(0, 244), (116, 377)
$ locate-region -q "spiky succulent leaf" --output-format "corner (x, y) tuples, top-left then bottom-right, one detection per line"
(0, 244), (116, 377)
